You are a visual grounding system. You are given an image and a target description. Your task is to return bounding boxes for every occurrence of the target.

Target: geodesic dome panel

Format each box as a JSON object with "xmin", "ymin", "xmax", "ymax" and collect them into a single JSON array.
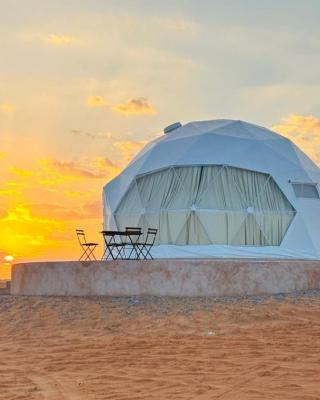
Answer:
[{"xmin": 114, "ymin": 165, "xmax": 296, "ymax": 246}]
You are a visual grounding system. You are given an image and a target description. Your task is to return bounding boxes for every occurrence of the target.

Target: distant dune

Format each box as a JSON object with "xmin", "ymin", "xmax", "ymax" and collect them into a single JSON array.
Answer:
[{"xmin": 1, "ymin": 294, "xmax": 320, "ymax": 399}]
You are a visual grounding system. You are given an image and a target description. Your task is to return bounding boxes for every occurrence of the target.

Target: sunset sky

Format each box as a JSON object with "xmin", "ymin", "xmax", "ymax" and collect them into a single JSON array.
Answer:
[{"xmin": 1, "ymin": 0, "xmax": 320, "ymax": 278}]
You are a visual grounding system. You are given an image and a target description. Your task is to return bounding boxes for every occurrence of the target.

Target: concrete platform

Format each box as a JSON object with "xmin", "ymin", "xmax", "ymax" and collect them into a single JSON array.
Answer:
[{"xmin": 11, "ymin": 259, "xmax": 320, "ymax": 297}]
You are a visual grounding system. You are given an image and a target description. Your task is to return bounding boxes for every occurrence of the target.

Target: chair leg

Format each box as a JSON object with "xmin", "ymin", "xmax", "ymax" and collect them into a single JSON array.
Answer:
[
  {"xmin": 136, "ymin": 244, "xmax": 144, "ymax": 260},
  {"xmin": 102, "ymin": 247, "xmax": 113, "ymax": 260},
  {"xmin": 87, "ymin": 245, "xmax": 97, "ymax": 261},
  {"xmin": 80, "ymin": 245, "xmax": 98, "ymax": 261},
  {"xmin": 139, "ymin": 244, "xmax": 149, "ymax": 260},
  {"xmin": 101, "ymin": 247, "xmax": 107, "ymax": 260},
  {"xmin": 128, "ymin": 244, "xmax": 139, "ymax": 260},
  {"xmin": 87, "ymin": 245, "xmax": 98, "ymax": 261},
  {"xmin": 133, "ymin": 244, "xmax": 141, "ymax": 260},
  {"xmin": 144, "ymin": 245, "xmax": 153, "ymax": 260},
  {"xmin": 79, "ymin": 246, "xmax": 91, "ymax": 261}
]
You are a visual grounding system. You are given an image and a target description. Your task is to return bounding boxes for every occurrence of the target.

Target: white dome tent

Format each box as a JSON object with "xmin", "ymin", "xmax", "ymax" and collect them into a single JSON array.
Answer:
[{"xmin": 103, "ymin": 119, "xmax": 320, "ymax": 259}]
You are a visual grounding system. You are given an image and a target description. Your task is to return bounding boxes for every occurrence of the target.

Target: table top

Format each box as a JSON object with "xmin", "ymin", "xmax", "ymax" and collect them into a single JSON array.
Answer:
[{"xmin": 100, "ymin": 230, "xmax": 141, "ymax": 236}]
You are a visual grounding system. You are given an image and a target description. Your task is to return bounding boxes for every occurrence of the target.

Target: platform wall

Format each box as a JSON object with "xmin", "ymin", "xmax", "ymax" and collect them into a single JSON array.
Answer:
[{"xmin": 11, "ymin": 259, "xmax": 320, "ymax": 297}]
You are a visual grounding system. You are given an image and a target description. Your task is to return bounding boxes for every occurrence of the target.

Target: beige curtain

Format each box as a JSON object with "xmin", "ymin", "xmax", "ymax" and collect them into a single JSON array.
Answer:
[{"xmin": 115, "ymin": 165, "xmax": 295, "ymax": 246}]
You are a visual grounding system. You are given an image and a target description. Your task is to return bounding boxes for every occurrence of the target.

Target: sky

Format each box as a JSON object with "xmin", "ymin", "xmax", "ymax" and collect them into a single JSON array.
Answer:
[{"xmin": 1, "ymin": 0, "xmax": 320, "ymax": 278}]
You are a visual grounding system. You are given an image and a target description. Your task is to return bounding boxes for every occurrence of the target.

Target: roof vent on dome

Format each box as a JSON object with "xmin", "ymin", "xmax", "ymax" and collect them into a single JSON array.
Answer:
[{"xmin": 164, "ymin": 122, "xmax": 182, "ymax": 134}]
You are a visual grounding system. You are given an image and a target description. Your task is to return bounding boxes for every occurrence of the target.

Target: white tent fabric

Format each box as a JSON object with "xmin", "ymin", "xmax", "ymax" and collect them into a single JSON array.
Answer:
[
  {"xmin": 103, "ymin": 119, "xmax": 320, "ymax": 259},
  {"xmin": 115, "ymin": 165, "xmax": 295, "ymax": 246}
]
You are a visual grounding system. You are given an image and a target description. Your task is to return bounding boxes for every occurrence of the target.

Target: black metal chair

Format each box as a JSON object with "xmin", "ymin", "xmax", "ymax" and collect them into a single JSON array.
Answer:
[
  {"xmin": 123, "ymin": 227, "xmax": 142, "ymax": 259},
  {"xmin": 137, "ymin": 228, "xmax": 158, "ymax": 260},
  {"xmin": 101, "ymin": 230, "xmax": 126, "ymax": 260},
  {"xmin": 76, "ymin": 229, "xmax": 99, "ymax": 261}
]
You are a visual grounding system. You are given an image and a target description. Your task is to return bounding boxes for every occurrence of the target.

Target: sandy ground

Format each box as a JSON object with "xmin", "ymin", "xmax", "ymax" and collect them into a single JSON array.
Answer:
[{"xmin": 0, "ymin": 293, "xmax": 320, "ymax": 400}]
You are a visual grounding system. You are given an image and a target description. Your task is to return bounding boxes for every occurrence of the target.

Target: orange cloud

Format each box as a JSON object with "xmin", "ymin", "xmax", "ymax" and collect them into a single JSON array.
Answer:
[
  {"xmin": 45, "ymin": 34, "xmax": 74, "ymax": 45},
  {"xmin": 0, "ymin": 207, "xmax": 7, "ymax": 219},
  {"xmin": 0, "ymin": 205, "xmax": 60, "ymax": 256},
  {"xmin": 82, "ymin": 200, "xmax": 102, "ymax": 219},
  {"xmin": 0, "ymin": 104, "xmax": 14, "ymax": 113},
  {"xmin": 71, "ymin": 130, "xmax": 113, "ymax": 140},
  {"xmin": 64, "ymin": 190, "xmax": 87, "ymax": 198},
  {"xmin": 94, "ymin": 157, "xmax": 117, "ymax": 169},
  {"xmin": 114, "ymin": 140, "xmax": 148, "ymax": 165},
  {"xmin": 42, "ymin": 157, "xmax": 118, "ymax": 179},
  {"xmin": 272, "ymin": 115, "xmax": 320, "ymax": 164},
  {"xmin": 0, "ymin": 189, "xmax": 20, "ymax": 196},
  {"xmin": 112, "ymin": 98, "xmax": 157, "ymax": 116},
  {"xmin": 5, "ymin": 157, "xmax": 120, "ymax": 192},
  {"xmin": 86, "ymin": 96, "xmax": 108, "ymax": 108},
  {"xmin": 5, "ymin": 181, "xmax": 28, "ymax": 188},
  {"xmin": 50, "ymin": 159, "xmax": 106, "ymax": 179},
  {"xmin": 26, "ymin": 200, "xmax": 102, "ymax": 221},
  {"xmin": 272, "ymin": 115, "xmax": 320, "ymax": 135},
  {"xmin": 10, "ymin": 167, "xmax": 34, "ymax": 177}
]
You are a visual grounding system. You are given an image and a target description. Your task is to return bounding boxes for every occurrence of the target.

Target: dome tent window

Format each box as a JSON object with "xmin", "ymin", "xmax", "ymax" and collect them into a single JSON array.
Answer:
[
  {"xmin": 291, "ymin": 182, "xmax": 319, "ymax": 199},
  {"xmin": 114, "ymin": 165, "xmax": 295, "ymax": 246}
]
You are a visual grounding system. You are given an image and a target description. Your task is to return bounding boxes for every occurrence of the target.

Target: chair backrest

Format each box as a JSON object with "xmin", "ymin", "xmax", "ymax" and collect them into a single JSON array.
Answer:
[
  {"xmin": 76, "ymin": 229, "xmax": 86, "ymax": 246},
  {"xmin": 125, "ymin": 227, "xmax": 142, "ymax": 243},
  {"xmin": 126, "ymin": 226, "xmax": 142, "ymax": 233},
  {"xmin": 146, "ymin": 228, "xmax": 158, "ymax": 245}
]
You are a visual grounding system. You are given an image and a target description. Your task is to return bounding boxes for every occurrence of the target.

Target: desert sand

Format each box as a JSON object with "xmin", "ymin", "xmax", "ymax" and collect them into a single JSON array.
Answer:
[{"xmin": 0, "ymin": 293, "xmax": 320, "ymax": 399}]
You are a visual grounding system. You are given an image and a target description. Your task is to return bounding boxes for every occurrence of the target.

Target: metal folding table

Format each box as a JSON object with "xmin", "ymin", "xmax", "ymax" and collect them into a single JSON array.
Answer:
[{"xmin": 101, "ymin": 230, "xmax": 142, "ymax": 260}]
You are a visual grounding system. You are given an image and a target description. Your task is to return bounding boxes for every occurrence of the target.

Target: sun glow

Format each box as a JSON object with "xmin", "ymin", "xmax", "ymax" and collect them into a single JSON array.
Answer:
[{"xmin": 4, "ymin": 255, "xmax": 14, "ymax": 262}]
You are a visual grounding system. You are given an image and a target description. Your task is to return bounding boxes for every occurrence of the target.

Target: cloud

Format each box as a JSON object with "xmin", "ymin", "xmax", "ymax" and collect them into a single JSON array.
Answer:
[
  {"xmin": 112, "ymin": 98, "xmax": 157, "ymax": 116},
  {"xmin": 0, "ymin": 152, "xmax": 6, "ymax": 159},
  {"xmin": 27, "ymin": 201, "xmax": 102, "ymax": 221},
  {"xmin": 41, "ymin": 157, "xmax": 119, "ymax": 180},
  {"xmin": 5, "ymin": 181, "xmax": 28, "ymax": 188},
  {"xmin": 0, "ymin": 204, "xmax": 61, "ymax": 261},
  {"xmin": 154, "ymin": 16, "xmax": 197, "ymax": 36},
  {"xmin": 272, "ymin": 115, "xmax": 320, "ymax": 136},
  {"xmin": 272, "ymin": 115, "xmax": 320, "ymax": 164},
  {"xmin": 86, "ymin": 96, "xmax": 108, "ymax": 108},
  {"xmin": 45, "ymin": 34, "xmax": 74, "ymax": 45},
  {"xmin": 0, "ymin": 104, "xmax": 14, "ymax": 113},
  {"xmin": 114, "ymin": 140, "xmax": 148, "ymax": 165},
  {"xmin": 83, "ymin": 200, "xmax": 102, "ymax": 219},
  {"xmin": 0, "ymin": 207, "xmax": 7, "ymax": 219},
  {"xmin": 8, "ymin": 157, "xmax": 120, "ymax": 195},
  {"xmin": 46, "ymin": 160, "xmax": 106, "ymax": 179},
  {"xmin": 0, "ymin": 189, "xmax": 20, "ymax": 196},
  {"xmin": 10, "ymin": 167, "xmax": 34, "ymax": 177},
  {"xmin": 64, "ymin": 190, "xmax": 87, "ymax": 198},
  {"xmin": 94, "ymin": 157, "xmax": 116, "ymax": 169},
  {"xmin": 71, "ymin": 129, "xmax": 113, "ymax": 140},
  {"xmin": 86, "ymin": 96, "xmax": 157, "ymax": 116}
]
